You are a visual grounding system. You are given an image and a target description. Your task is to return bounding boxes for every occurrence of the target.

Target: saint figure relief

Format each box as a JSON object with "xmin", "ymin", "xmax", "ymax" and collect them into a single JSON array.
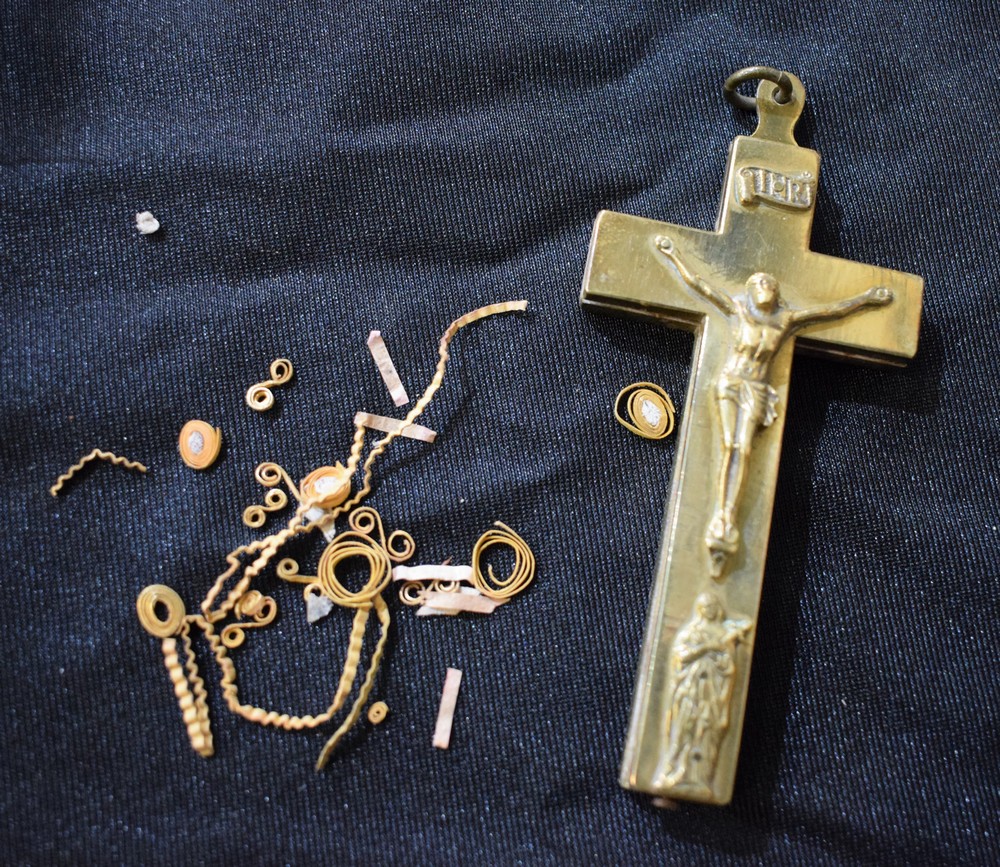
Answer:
[
  {"xmin": 653, "ymin": 235, "xmax": 894, "ymax": 576},
  {"xmin": 655, "ymin": 592, "xmax": 752, "ymax": 798}
]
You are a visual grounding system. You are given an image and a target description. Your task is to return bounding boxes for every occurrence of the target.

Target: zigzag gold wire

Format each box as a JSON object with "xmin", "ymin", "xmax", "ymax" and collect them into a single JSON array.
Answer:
[
  {"xmin": 49, "ymin": 448, "xmax": 147, "ymax": 496},
  {"xmin": 315, "ymin": 594, "xmax": 391, "ymax": 770},
  {"xmin": 178, "ymin": 621, "xmax": 214, "ymax": 757},
  {"xmin": 199, "ymin": 607, "xmax": 372, "ymax": 730},
  {"xmin": 161, "ymin": 624, "xmax": 214, "ymax": 757}
]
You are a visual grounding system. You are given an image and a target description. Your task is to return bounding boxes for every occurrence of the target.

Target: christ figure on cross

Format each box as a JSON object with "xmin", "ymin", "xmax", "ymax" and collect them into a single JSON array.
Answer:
[{"xmin": 653, "ymin": 235, "xmax": 894, "ymax": 577}]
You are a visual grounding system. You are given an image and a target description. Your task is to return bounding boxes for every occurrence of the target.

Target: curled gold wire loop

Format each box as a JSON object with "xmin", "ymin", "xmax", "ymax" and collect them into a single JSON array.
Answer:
[
  {"xmin": 137, "ymin": 584, "xmax": 187, "ymax": 638},
  {"xmin": 242, "ymin": 488, "xmax": 289, "ymax": 528},
  {"xmin": 246, "ymin": 358, "xmax": 294, "ymax": 412},
  {"xmin": 220, "ymin": 590, "xmax": 278, "ymax": 648},
  {"xmin": 254, "ymin": 461, "xmax": 301, "ymax": 501},
  {"xmin": 614, "ymin": 382, "xmax": 676, "ymax": 440},
  {"xmin": 470, "ymin": 522, "xmax": 536, "ymax": 601},
  {"xmin": 399, "ymin": 582, "xmax": 425, "ymax": 606},
  {"xmin": 723, "ymin": 66, "xmax": 793, "ymax": 113},
  {"xmin": 317, "ymin": 533, "xmax": 394, "ymax": 609},
  {"xmin": 277, "ymin": 557, "xmax": 313, "ymax": 584},
  {"xmin": 348, "ymin": 506, "xmax": 415, "ymax": 563}
]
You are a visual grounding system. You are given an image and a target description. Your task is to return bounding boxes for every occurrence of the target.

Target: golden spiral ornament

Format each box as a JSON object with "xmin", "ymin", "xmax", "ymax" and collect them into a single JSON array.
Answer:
[
  {"xmin": 613, "ymin": 382, "xmax": 676, "ymax": 440},
  {"xmin": 470, "ymin": 522, "xmax": 536, "ymax": 600},
  {"xmin": 137, "ymin": 584, "xmax": 187, "ymax": 638}
]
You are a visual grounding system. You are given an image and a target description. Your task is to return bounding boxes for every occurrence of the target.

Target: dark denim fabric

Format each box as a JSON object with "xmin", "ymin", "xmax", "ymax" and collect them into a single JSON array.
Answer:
[{"xmin": 2, "ymin": 1, "xmax": 998, "ymax": 864}]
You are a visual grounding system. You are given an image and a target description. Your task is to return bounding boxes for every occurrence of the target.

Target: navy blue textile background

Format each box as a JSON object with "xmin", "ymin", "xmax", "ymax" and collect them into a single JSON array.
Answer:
[{"xmin": 2, "ymin": 1, "xmax": 998, "ymax": 863}]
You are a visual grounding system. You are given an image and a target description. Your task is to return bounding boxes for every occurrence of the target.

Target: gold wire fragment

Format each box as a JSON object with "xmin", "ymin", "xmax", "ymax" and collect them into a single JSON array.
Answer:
[
  {"xmin": 49, "ymin": 448, "xmax": 147, "ymax": 496},
  {"xmin": 399, "ymin": 582, "xmax": 425, "ymax": 606},
  {"xmin": 367, "ymin": 330, "xmax": 409, "ymax": 406},
  {"xmin": 367, "ymin": 701, "xmax": 389, "ymax": 725},
  {"xmin": 470, "ymin": 522, "xmax": 536, "ymax": 601},
  {"xmin": 137, "ymin": 584, "xmax": 187, "ymax": 638},
  {"xmin": 242, "ymin": 488, "xmax": 289, "ymax": 528},
  {"xmin": 432, "ymin": 667, "xmax": 462, "ymax": 749},
  {"xmin": 178, "ymin": 420, "xmax": 222, "ymax": 470},
  {"xmin": 614, "ymin": 382, "xmax": 676, "ymax": 440},
  {"xmin": 353, "ymin": 411, "xmax": 436, "ymax": 443},
  {"xmin": 245, "ymin": 358, "xmax": 294, "ymax": 412},
  {"xmin": 315, "ymin": 595, "xmax": 392, "ymax": 770}
]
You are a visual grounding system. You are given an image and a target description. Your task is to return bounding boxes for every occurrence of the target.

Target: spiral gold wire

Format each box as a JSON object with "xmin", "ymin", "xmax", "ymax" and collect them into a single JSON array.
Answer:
[{"xmin": 470, "ymin": 522, "xmax": 536, "ymax": 601}]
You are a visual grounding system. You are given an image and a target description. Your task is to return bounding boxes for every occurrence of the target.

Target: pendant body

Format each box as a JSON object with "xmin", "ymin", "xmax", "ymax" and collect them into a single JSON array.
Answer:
[{"xmin": 581, "ymin": 72, "xmax": 923, "ymax": 804}]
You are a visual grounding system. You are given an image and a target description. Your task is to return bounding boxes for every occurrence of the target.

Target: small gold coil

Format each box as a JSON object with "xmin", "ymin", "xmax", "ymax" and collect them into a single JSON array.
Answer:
[
  {"xmin": 367, "ymin": 701, "xmax": 389, "ymax": 725},
  {"xmin": 245, "ymin": 358, "xmax": 294, "ymax": 412},
  {"xmin": 178, "ymin": 420, "xmax": 223, "ymax": 470},
  {"xmin": 399, "ymin": 582, "xmax": 425, "ymax": 606},
  {"xmin": 242, "ymin": 488, "xmax": 289, "ymax": 528},
  {"xmin": 613, "ymin": 382, "xmax": 676, "ymax": 440},
  {"xmin": 137, "ymin": 584, "xmax": 187, "ymax": 638},
  {"xmin": 470, "ymin": 522, "xmax": 536, "ymax": 601}
]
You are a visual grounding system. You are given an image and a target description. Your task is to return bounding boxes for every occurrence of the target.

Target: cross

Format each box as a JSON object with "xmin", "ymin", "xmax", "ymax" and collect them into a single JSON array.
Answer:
[{"xmin": 581, "ymin": 73, "xmax": 922, "ymax": 805}]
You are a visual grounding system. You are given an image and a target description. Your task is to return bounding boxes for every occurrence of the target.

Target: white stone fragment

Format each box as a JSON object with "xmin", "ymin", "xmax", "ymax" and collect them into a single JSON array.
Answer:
[
  {"xmin": 186, "ymin": 430, "xmax": 205, "ymax": 455},
  {"xmin": 640, "ymin": 398, "xmax": 662, "ymax": 427},
  {"xmin": 306, "ymin": 593, "xmax": 334, "ymax": 624},
  {"xmin": 135, "ymin": 211, "xmax": 160, "ymax": 235}
]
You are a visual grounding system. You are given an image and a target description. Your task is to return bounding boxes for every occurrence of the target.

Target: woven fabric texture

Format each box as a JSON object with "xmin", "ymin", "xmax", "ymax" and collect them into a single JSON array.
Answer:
[{"xmin": 2, "ymin": 2, "xmax": 998, "ymax": 863}]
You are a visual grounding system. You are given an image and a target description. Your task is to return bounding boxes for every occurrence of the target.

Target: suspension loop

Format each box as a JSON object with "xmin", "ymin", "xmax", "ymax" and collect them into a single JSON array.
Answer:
[{"xmin": 723, "ymin": 66, "xmax": 793, "ymax": 113}]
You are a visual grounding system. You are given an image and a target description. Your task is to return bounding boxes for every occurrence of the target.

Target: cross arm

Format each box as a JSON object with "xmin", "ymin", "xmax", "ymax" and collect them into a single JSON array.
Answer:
[
  {"xmin": 580, "ymin": 210, "xmax": 721, "ymax": 330},
  {"xmin": 653, "ymin": 236, "xmax": 737, "ymax": 316},
  {"xmin": 791, "ymin": 250, "xmax": 923, "ymax": 365}
]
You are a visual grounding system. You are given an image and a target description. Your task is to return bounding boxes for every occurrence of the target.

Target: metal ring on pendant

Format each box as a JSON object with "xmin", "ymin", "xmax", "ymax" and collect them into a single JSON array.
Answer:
[{"xmin": 723, "ymin": 66, "xmax": 793, "ymax": 112}]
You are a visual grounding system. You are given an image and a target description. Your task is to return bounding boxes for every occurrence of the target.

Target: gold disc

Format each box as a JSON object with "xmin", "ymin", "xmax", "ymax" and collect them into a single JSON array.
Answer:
[
  {"xmin": 613, "ymin": 382, "xmax": 676, "ymax": 440},
  {"xmin": 300, "ymin": 464, "xmax": 352, "ymax": 509}
]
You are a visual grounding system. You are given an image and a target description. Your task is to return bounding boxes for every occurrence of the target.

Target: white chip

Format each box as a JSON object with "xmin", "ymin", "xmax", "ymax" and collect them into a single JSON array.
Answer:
[
  {"xmin": 367, "ymin": 330, "xmax": 409, "ymax": 406},
  {"xmin": 135, "ymin": 211, "xmax": 160, "ymax": 235},
  {"xmin": 432, "ymin": 668, "xmax": 462, "ymax": 749}
]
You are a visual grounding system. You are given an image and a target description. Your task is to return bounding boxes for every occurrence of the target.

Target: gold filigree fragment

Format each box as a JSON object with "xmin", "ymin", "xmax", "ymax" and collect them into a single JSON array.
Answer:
[
  {"xmin": 49, "ymin": 448, "xmax": 147, "ymax": 496},
  {"xmin": 245, "ymin": 358, "xmax": 294, "ymax": 412}
]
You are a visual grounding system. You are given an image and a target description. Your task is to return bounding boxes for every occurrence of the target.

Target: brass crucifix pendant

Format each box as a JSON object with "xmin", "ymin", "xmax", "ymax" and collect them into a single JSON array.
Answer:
[{"xmin": 581, "ymin": 68, "xmax": 923, "ymax": 805}]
